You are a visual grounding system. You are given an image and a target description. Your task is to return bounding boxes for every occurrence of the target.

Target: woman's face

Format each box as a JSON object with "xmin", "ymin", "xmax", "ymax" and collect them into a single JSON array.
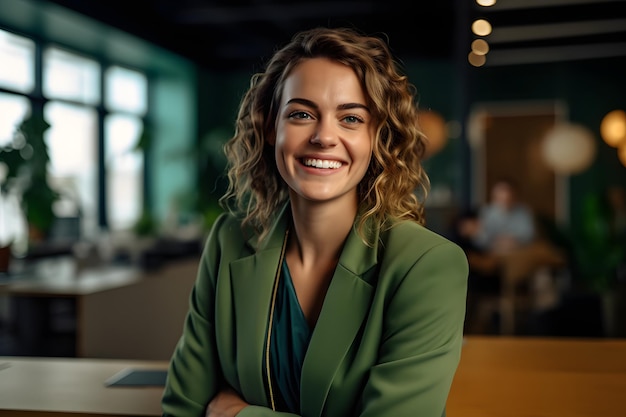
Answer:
[{"xmin": 270, "ymin": 57, "xmax": 374, "ymax": 207}]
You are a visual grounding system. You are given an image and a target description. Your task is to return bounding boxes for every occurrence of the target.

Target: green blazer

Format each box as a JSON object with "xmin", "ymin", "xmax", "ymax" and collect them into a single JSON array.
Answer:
[{"xmin": 162, "ymin": 204, "xmax": 468, "ymax": 417}]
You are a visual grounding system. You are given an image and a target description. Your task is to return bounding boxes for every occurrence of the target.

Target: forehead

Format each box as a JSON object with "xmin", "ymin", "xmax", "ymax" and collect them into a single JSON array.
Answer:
[{"xmin": 280, "ymin": 57, "xmax": 366, "ymax": 104}]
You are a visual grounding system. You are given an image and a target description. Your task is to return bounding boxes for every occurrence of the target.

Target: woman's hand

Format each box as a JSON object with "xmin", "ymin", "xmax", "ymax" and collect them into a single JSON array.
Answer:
[{"xmin": 206, "ymin": 387, "xmax": 248, "ymax": 417}]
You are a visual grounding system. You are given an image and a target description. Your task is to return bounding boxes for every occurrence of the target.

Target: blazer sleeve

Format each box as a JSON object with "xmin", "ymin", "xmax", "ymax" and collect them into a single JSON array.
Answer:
[
  {"xmin": 358, "ymin": 240, "xmax": 469, "ymax": 417},
  {"xmin": 161, "ymin": 214, "xmax": 228, "ymax": 417}
]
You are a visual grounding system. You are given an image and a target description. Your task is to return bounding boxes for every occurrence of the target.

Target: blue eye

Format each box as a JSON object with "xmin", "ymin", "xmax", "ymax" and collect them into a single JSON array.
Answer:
[
  {"xmin": 288, "ymin": 111, "xmax": 311, "ymax": 120},
  {"xmin": 343, "ymin": 115, "xmax": 363, "ymax": 124}
]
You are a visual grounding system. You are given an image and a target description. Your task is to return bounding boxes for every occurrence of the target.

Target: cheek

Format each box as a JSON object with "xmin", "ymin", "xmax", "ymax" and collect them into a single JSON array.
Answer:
[
  {"xmin": 272, "ymin": 133, "xmax": 296, "ymax": 175},
  {"xmin": 273, "ymin": 133, "xmax": 292, "ymax": 155},
  {"xmin": 273, "ymin": 120, "xmax": 289, "ymax": 147},
  {"xmin": 274, "ymin": 123, "xmax": 306, "ymax": 155},
  {"xmin": 352, "ymin": 142, "xmax": 373, "ymax": 181}
]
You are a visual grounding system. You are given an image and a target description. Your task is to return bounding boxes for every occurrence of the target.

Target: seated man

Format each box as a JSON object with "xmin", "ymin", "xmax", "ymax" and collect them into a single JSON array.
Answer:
[{"xmin": 474, "ymin": 177, "xmax": 535, "ymax": 255}]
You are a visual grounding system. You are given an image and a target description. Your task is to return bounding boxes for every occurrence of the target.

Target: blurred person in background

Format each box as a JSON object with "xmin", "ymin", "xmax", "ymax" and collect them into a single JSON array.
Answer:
[
  {"xmin": 470, "ymin": 178, "xmax": 567, "ymax": 335},
  {"xmin": 474, "ymin": 177, "xmax": 535, "ymax": 255}
]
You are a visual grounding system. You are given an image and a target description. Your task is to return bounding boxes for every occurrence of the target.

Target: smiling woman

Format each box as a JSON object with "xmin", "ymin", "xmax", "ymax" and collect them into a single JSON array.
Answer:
[
  {"xmin": 270, "ymin": 57, "xmax": 373, "ymax": 212},
  {"xmin": 161, "ymin": 26, "xmax": 469, "ymax": 417}
]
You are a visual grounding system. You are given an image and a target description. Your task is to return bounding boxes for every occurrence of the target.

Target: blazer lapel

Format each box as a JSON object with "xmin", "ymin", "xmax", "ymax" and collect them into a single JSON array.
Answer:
[
  {"xmin": 300, "ymin": 223, "xmax": 379, "ymax": 417},
  {"xmin": 229, "ymin": 207, "xmax": 290, "ymax": 407}
]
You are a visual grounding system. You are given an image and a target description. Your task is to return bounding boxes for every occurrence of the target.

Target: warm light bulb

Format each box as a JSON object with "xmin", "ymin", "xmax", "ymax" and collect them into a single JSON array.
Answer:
[
  {"xmin": 600, "ymin": 109, "xmax": 626, "ymax": 148},
  {"xmin": 472, "ymin": 19, "xmax": 492, "ymax": 37},
  {"xmin": 468, "ymin": 51, "xmax": 486, "ymax": 67},
  {"xmin": 541, "ymin": 123, "xmax": 597, "ymax": 174},
  {"xmin": 471, "ymin": 39, "xmax": 490, "ymax": 55},
  {"xmin": 476, "ymin": 0, "xmax": 497, "ymax": 6},
  {"xmin": 419, "ymin": 110, "xmax": 448, "ymax": 159}
]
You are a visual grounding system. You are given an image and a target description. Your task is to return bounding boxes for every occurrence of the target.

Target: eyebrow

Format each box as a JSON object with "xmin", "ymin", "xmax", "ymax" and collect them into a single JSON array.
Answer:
[{"xmin": 286, "ymin": 98, "xmax": 370, "ymax": 113}]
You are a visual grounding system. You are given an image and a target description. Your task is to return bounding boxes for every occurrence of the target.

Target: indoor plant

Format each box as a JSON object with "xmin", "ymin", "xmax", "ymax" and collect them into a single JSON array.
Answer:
[
  {"xmin": 541, "ymin": 190, "xmax": 626, "ymax": 336},
  {"xmin": 0, "ymin": 108, "xmax": 59, "ymax": 246}
]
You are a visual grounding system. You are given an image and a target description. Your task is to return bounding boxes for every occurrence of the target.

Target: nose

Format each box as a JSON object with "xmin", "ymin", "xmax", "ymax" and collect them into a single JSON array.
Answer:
[{"xmin": 309, "ymin": 119, "xmax": 338, "ymax": 147}]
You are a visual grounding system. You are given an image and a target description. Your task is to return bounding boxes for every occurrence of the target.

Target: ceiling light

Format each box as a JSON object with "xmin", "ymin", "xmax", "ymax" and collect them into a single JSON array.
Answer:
[
  {"xmin": 472, "ymin": 19, "xmax": 492, "ymax": 37},
  {"xmin": 471, "ymin": 39, "xmax": 490, "ymax": 55},
  {"xmin": 468, "ymin": 51, "xmax": 487, "ymax": 67},
  {"xmin": 541, "ymin": 123, "xmax": 597, "ymax": 175},
  {"xmin": 600, "ymin": 109, "xmax": 626, "ymax": 148}
]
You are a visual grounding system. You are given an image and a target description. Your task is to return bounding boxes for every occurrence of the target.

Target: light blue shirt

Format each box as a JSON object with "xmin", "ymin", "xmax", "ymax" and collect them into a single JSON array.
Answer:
[{"xmin": 474, "ymin": 204, "xmax": 535, "ymax": 251}]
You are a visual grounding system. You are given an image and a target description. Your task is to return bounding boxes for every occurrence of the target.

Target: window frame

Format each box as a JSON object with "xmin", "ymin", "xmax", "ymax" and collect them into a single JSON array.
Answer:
[{"xmin": 0, "ymin": 26, "xmax": 150, "ymax": 240}]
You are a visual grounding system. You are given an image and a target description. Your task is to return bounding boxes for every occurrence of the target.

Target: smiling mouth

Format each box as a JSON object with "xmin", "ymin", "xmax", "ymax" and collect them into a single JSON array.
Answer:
[{"xmin": 301, "ymin": 158, "xmax": 343, "ymax": 169}]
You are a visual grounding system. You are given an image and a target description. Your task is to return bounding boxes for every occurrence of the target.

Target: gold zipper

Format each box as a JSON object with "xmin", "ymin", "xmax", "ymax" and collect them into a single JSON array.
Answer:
[{"xmin": 265, "ymin": 228, "xmax": 289, "ymax": 411}]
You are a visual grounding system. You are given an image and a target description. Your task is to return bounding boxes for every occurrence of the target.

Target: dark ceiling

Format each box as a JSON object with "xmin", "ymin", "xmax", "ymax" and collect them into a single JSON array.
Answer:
[{"xmin": 45, "ymin": 0, "xmax": 626, "ymax": 72}]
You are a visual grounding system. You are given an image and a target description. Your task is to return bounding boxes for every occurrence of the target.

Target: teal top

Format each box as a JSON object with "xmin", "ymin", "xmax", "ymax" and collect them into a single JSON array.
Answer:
[{"xmin": 268, "ymin": 259, "xmax": 312, "ymax": 413}]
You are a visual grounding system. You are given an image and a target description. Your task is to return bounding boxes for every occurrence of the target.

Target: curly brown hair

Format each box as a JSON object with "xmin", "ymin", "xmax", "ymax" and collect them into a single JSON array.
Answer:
[{"xmin": 220, "ymin": 26, "xmax": 430, "ymax": 244}]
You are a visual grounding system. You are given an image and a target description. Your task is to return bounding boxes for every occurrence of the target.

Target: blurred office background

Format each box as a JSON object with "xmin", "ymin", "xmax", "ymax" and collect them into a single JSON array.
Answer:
[{"xmin": 0, "ymin": 0, "xmax": 625, "ymax": 358}]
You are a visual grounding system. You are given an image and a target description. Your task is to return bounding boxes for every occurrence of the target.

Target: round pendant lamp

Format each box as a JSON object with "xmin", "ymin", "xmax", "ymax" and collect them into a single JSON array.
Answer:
[
  {"xmin": 541, "ymin": 123, "xmax": 597, "ymax": 175},
  {"xmin": 600, "ymin": 109, "xmax": 626, "ymax": 148},
  {"xmin": 419, "ymin": 110, "xmax": 448, "ymax": 159}
]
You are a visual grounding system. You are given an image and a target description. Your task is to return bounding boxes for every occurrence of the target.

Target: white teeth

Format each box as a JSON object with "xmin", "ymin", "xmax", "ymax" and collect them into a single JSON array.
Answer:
[{"xmin": 302, "ymin": 158, "xmax": 342, "ymax": 169}]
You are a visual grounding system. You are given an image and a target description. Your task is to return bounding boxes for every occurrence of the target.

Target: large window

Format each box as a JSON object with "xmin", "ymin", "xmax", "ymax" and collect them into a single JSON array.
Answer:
[
  {"xmin": 0, "ymin": 29, "xmax": 33, "ymax": 146},
  {"xmin": 44, "ymin": 101, "xmax": 99, "ymax": 235},
  {"xmin": 104, "ymin": 66, "xmax": 147, "ymax": 231},
  {"xmin": 0, "ymin": 29, "xmax": 35, "ymax": 94},
  {"xmin": 43, "ymin": 47, "xmax": 101, "ymax": 105},
  {"xmin": 0, "ymin": 27, "xmax": 149, "ymax": 242},
  {"xmin": 43, "ymin": 47, "xmax": 101, "ymax": 237},
  {"xmin": 0, "ymin": 92, "xmax": 30, "ymax": 147},
  {"xmin": 105, "ymin": 113, "xmax": 144, "ymax": 230},
  {"xmin": 105, "ymin": 66, "xmax": 147, "ymax": 115}
]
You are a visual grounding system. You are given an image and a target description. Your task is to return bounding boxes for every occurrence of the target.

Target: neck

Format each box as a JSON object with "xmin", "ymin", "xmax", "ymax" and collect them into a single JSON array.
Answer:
[{"xmin": 287, "ymin": 196, "xmax": 358, "ymax": 267}]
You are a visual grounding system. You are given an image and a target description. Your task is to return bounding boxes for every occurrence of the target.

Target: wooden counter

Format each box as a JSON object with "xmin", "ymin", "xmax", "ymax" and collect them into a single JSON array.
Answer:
[
  {"xmin": 2, "ymin": 336, "xmax": 626, "ymax": 416},
  {"xmin": 0, "ymin": 356, "xmax": 167, "ymax": 416},
  {"xmin": 447, "ymin": 336, "xmax": 626, "ymax": 417}
]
